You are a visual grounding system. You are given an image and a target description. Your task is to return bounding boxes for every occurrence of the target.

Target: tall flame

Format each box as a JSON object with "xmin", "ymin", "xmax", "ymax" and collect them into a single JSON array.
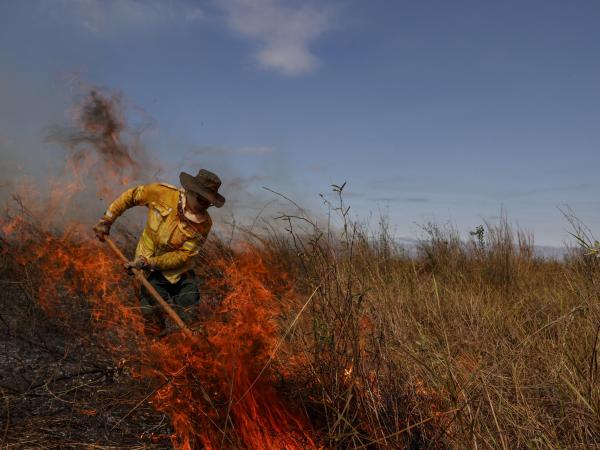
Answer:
[{"xmin": 1, "ymin": 87, "xmax": 317, "ymax": 448}]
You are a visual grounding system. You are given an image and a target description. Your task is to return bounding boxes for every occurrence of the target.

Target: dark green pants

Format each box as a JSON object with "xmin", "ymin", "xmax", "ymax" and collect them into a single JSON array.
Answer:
[{"xmin": 140, "ymin": 271, "xmax": 199, "ymax": 328}]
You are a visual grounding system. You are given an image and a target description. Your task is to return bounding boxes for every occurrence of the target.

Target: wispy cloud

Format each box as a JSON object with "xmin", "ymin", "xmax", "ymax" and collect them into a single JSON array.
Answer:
[
  {"xmin": 477, "ymin": 183, "xmax": 600, "ymax": 202},
  {"xmin": 37, "ymin": 0, "xmax": 336, "ymax": 76},
  {"xmin": 40, "ymin": 0, "xmax": 204, "ymax": 35},
  {"xmin": 371, "ymin": 196, "xmax": 430, "ymax": 203},
  {"xmin": 216, "ymin": 0, "xmax": 336, "ymax": 76}
]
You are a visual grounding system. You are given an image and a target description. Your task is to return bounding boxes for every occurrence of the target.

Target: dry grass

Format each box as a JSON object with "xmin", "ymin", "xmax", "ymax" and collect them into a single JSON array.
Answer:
[
  {"xmin": 3, "ymin": 187, "xmax": 600, "ymax": 448},
  {"xmin": 232, "ymin": 189, "xmax": 600, "ymax": 449}
]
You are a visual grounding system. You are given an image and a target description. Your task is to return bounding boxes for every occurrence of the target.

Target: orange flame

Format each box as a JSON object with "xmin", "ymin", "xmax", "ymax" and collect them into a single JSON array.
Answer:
[
  {"xmin": 1, "ymin": 87, "xmax": 318, "ymax": 448},
  {"xmin": 2, "ymin": 224, "xmax": 317, "ymax": 447}
]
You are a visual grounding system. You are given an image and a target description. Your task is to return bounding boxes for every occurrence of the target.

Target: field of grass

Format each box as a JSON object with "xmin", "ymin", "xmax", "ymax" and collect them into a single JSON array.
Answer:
[
  {"xmin": 226, "ymin": 194, "xmax": 600, "ymax": 448},
  {"xmin": 2, "ymin": 191, "xmax": 600, "ymax": 449}
]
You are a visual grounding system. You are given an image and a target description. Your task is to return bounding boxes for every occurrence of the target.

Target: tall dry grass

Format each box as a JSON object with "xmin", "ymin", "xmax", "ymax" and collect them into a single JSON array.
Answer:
[
  {"xmin": 232, "ymin": 188, "xmax": 600, "ymax": 449},
  {"xmin": 4, "ymin": 184, "xmax": 600, "ymax": 448}
]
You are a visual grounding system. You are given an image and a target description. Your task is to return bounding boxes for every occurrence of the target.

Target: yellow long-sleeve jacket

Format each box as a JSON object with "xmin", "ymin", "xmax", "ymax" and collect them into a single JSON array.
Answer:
[{"xmin": 103, "ymin": 182, "xmax": 212, "ymax": 283}]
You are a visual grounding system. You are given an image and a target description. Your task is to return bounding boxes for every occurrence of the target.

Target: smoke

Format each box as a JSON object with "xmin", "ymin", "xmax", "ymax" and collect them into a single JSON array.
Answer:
[
  {"xmin": 44, "ymin": 87, "xmax": 160, "ymax": 199},
  {"xmin": 0, "ymin": 83, "xmax": 168, "ymax": 232},
  {"xmin": 170, "ymin": 143, "xmax": 317, "ymax": 241},
  {"xmin": 48, "ymin": 90, "xmax": 133, "ymax": 168},
  {"xmin": 0, "ymin": 76, "xmax": 319, "ymax": 239}
]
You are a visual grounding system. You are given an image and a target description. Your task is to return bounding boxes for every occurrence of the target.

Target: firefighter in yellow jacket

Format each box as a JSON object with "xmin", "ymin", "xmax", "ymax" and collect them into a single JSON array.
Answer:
[{"xmin": 93, "ymin": 169, "xmax": 225, "ymax": 333}]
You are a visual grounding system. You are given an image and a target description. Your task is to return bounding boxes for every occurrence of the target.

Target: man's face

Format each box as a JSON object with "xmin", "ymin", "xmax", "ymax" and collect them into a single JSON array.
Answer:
[{"xmin": 185, "ymin": 190, "xmax": 212, "ymax": 213}]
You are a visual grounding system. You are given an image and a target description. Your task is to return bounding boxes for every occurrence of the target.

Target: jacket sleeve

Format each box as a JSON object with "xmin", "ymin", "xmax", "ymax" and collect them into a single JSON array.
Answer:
[
  {"xmin": 103, "ymin": 185, "xmax": 148, "ymax": 223},
  {"xmin": 147, "ymin": 234, "xmax": 207, "ymax": 270}
]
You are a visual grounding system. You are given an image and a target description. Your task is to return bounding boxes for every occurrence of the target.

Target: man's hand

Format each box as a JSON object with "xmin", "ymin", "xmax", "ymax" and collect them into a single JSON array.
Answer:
[
  {"xmin": 93, "ymin": 218, "xmax": 111, "ymax": 242},
  {"xmin": 124, "ymin": 256, "xmax": 151, "ymax": 272}
]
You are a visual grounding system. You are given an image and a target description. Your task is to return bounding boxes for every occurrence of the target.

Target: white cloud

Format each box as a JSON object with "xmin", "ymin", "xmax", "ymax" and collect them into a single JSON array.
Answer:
[
  {"xmin": 39, "ymin": 0, "xmax": 337, "ymax": 76},
  {"xmin": 41, "ymin": 0, "xmax": 204, "ymax": 35},
  {"xmin": 216, "ymin": 0, "xmax": 336, "ymax": 76}
]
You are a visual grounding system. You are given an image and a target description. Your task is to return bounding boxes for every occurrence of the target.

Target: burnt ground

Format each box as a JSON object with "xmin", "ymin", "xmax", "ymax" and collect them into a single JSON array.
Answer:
[{"xmin": 0, "ymin": 256, "xmax": 173, "ymax": 449}]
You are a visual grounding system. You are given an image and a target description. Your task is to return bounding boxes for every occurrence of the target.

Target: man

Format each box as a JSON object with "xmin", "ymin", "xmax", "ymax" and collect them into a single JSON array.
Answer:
[{"xmin": 93, "ymin": 169, "xmax": 225, "ymax": 334}]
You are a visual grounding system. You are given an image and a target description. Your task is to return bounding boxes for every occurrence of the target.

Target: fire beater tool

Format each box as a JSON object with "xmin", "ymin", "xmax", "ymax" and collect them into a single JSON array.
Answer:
[{"xmin": 104, "ymin": 236, "xmax": 194, "ymax": 338}]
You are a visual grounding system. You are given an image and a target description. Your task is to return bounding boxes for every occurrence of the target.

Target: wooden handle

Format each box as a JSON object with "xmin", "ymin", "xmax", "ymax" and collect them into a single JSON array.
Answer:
[{"xmin": 104, "ymin": 237, "xmax": 193, "ymax": 338}]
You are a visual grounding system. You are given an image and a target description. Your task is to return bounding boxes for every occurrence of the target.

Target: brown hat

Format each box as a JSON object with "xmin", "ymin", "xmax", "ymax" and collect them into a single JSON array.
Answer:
[{"xmin": 179, "ymin": 169, "xmax": 225, "ymax": 208}]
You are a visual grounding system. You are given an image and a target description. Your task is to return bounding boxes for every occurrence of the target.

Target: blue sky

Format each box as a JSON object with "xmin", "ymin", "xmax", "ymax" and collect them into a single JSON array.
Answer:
[{"xmin": 1, "ymin": 0, "xmax": 599, "ymax": 245}]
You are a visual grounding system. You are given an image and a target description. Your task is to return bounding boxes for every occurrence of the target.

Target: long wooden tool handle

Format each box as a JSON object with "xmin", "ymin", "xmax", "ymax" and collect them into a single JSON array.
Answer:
[{"xmin": 104, "ymin": 237, "xmax": 193, "ymax": 338}]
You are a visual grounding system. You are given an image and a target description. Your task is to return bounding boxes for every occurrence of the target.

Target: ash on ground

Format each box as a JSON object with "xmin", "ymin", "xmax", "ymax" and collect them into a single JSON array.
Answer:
[{"xmin": 0, "ymin": 250, "xmax": 172, "ymax": 449}]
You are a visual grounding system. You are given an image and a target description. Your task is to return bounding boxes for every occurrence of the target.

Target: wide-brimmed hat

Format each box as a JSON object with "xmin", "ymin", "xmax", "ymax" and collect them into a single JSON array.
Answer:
[{"xmin": 179, "ymin": 169, "xmax": 225, "ymax": 208}]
